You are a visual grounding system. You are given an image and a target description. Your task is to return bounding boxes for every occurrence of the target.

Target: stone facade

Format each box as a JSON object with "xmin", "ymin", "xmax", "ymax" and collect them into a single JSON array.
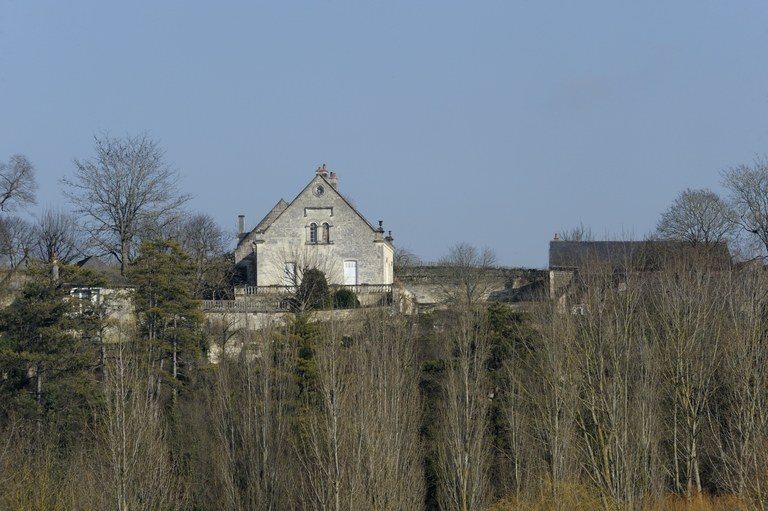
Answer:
[
  {"xmin": 394, "ymin": 266, "xmax": 548, "ymax": 313},
  {"xmin": 234, "ymin": 165, "xmax": 394, "ymax": 288}
]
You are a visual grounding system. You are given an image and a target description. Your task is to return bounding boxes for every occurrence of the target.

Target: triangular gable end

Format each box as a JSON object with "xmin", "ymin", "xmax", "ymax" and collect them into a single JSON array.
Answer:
[
  {"xmin": 281, "ymin": 174, "xmax": 378, "ymax": 233},
  {"xmin": 236, "ymin": 169, "xmax": 385, "ymax": 253}
]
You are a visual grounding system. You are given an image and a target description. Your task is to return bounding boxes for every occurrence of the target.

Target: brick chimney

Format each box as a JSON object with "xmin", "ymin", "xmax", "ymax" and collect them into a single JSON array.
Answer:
[
  {"xmin": 238, "ymin": 215, "xmax": 246, "ymax": 242},
  {"xmin": 316, "ymin": 163, "xmax": 328, "ymax": 178},
  {"xmin": 328, "ymin": 171, "xmax": 338, "ymax": 189}
]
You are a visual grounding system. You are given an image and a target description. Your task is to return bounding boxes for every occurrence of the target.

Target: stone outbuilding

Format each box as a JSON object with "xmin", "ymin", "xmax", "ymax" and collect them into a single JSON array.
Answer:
[
  {"xmin": 548, "ymin": 236, "xmax": 731, "ymax": 309},
  {"xmin": 234, "ymin": 165, "xmax": 394, "ymax": 292}
]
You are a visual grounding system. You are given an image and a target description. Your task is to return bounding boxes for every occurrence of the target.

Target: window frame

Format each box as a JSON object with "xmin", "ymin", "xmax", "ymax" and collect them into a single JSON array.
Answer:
[{"xmin": 321, "ymin": 222, "xmax": 330, "ymax": 243}]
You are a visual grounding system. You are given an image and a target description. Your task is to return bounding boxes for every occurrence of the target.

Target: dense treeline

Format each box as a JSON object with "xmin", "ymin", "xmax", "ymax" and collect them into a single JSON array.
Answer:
[{"xmin": 3, "ymin": 248, "xmax": 768, "ymax": 510}]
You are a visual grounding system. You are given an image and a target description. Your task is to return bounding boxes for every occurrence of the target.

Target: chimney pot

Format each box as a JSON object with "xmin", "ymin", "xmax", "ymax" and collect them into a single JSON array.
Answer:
[
  {"xmin": 554, "ymin": 233, "xmax": 559, "ymax": 240},
  {"xmin": 238, "ymin": 215, "xmax": 245, "ymax": 234}
]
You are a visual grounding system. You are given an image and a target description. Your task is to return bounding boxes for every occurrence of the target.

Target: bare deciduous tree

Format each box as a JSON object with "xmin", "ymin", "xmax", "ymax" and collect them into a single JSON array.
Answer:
[
  {"xmin": 348, "ymin": 310, "xmax": 425, "ymax": 510},
  {"xmin": 571, "ymin": 262, "xmax": 664, "ymax": 509},
  {"xmin": 294, "ymin": 311, "xmax": 424, "ymax": 511},
  {"xmin": 646, "ymin": 256, "xmax": 725, "ymax": 497},
  {"xmin": 294, "ymin": 319, "xmax": 351, "ymax": 511},
  {"xmin": 712, "ymin": 264, "xmax": 768, "ymax": 508},
  {"xmin": 211, "ymin": 319, "xmax": 296, "ymax": 510},
  {"xmin": 0, "ymin": 154, "xmax": 37, "ymax": 213},
  {"xmin": 436, "ymin": 310, "xmax": 492, "ymax": 511},
  {"xmin": 721, "ymin": 156, "xmax": 768, "ymax": 255},
  {"xmin": 33, "ymin": 206, "xmax": 85, "ymax": 264},
  {"xmin": 393, "ymin": 246, "xmax": 421, "ymax": 276},
  {"xmin": 526, "ymin": 303, "xmax": 581, "ymax": 494},
  {"xmin": 100, "ymin": 336, "xmax": 183, "ymax": 511},
  {"xmin": 0, "ymin": 215, "xmax": 35, "ymax": 267},
  {"xmin": 178, "ymin": 214, "xmax": 228, "ymax": 266},
  {"xmin": 63, "ymin": 132, "xmax": 191, "ymax": 274},
  {"xmin": 176, "ymin": 214, "xmax": 232, "ymax": 299},
  {"xmin": 656, "ymin": 188, "xmax": 735, "ymax": 247},
  {"xmin": 438, "ymin": 242, "xmax": 498, "ymax": 306},
  {"xmin": 559, "ymin": 222, "xmax": 595, "ymax": 241}
]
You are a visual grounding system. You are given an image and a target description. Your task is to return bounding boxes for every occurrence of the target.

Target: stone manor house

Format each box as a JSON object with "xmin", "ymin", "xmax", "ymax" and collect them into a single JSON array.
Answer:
[{"xmin": 233, "ymin": 165, "xmax": 394, "ymax": 302}]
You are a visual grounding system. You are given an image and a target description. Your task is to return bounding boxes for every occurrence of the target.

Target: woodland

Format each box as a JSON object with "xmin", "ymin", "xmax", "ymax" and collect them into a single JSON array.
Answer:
[{"xmin": 2, "ymin": 137, "xmax": 768, "ymax": 510}]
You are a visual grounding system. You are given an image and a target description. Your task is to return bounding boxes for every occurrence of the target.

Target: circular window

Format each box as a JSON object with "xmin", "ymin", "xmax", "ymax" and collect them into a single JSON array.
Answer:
[{"xmin": 313, "ymin": 185, "xmax": 325, "ymax": 197}]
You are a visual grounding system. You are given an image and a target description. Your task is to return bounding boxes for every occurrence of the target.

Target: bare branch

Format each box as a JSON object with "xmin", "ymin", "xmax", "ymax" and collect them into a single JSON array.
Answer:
[
  {"xmin": 62, "ymin": 132, "xmax": 191, "ymax": 274},
  {"xmin": 0, "ymin": 216, "xmax": 35, "ymax": 267},
  {"xmin": 33, "ymin": 206, "xmax": 86, "ymax": 264},
  {"xmin": 0, "ymin": 154, "xmax": 37, "ymax": 213},
  {"xmin": 656, "ymin": 188, "xmax": 735, "ymax": 247},
  {"xmin": 721, "ymin": 156, "xmax": 768, "ymax": 255},
  {"xmin": 438, "ymin": 242, "xmax": 498, "ymax": 306},
  {"xmin": 559, "ymin": 222, "xmax": 595, "ymax": 242}
]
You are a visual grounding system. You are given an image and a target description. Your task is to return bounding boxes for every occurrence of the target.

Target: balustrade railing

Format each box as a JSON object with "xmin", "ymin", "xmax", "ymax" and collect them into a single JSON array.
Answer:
[
  {"xmin": 201, "ymin": 300, "xmax": 288, "ymax": 312},
  {"xmin": 236, "ymin": 284, "xmax": 391, "ymax": 296},
  {"xmin": 208, "ymin": 284, "xmax": 393, "ymax": 312}
]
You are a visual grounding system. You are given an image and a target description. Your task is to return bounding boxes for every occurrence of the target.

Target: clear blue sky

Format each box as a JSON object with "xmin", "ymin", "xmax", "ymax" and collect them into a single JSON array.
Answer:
[{"xmin": 2, "ymin": 1, "xmax": 766, "ymax": 268}]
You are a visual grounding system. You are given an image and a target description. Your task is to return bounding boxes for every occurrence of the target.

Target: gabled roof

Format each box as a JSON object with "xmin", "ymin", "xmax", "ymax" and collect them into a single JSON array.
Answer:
[
  {"xmin": 76, "ymin": 255, "xmax": 128, "ymax": 285},
  {"xmin": 77, "ymin": 255, "xmax": 112, "ymax": 271},
  {"xmin": 253, "ymin": 199, "xmax": 289, "ymax": 234},
  {"xmin": 246, "ymin": 173, "xmax": 379, "ymax": 239}
]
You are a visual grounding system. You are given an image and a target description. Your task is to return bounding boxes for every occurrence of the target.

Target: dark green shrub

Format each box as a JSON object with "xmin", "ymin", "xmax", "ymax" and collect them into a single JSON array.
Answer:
[
  {"xmin": 297, "ymin": 268, "xmax": 330, "ymax": 310},
  {"xmin": 333, "ymin": 287, "xmax": 359, "ymax": 309}
]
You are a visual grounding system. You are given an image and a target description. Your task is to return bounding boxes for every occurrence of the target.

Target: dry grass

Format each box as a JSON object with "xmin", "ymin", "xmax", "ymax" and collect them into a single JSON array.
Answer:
[
  {"xmin": 487, "ymin": 476, "xmax": 601, "ymax": 511},
  {"xmin": 488, "ymin": 488, "xmax": 748, "ymax": 511},
  {"xmin": 654, "ymin": 493, "xmax": 746, "ymax": 511}
]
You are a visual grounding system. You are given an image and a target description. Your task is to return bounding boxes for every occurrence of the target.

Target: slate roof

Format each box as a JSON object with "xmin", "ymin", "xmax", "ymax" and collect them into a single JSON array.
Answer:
[
  {"xmin": 77, "ymin": 255, "xmax": 112, "ymax": 272},
  {"xmin": 253, "ymin": 199, "xmax": 289, "ymax": 234},
  {"xmin": 549, "ymin": 240, "xmax": 731, "ymax": 271},
  {"xmin": 76, "ymin": 255, "xmax": 129, "ymax": 285}
]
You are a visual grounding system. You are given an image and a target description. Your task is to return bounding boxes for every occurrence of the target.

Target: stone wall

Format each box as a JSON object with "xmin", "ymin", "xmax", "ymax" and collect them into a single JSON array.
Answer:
[
  {"xmin": 394, "ymin": 265, "xmax": 548, "ymax": 313},
  {"xmin": 206, "ymin": 307, "xmax": 370, "ymax": 363}
]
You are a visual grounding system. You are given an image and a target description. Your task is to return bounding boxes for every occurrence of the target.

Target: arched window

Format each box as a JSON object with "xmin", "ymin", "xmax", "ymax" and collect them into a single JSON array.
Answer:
[
  {"xmin": 309, "ymin": 223, "xmax": 318, "ymax": 243},
  {"xmin": 322, "ymin": 223, "xmax": 330, "ymax": 243}
]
